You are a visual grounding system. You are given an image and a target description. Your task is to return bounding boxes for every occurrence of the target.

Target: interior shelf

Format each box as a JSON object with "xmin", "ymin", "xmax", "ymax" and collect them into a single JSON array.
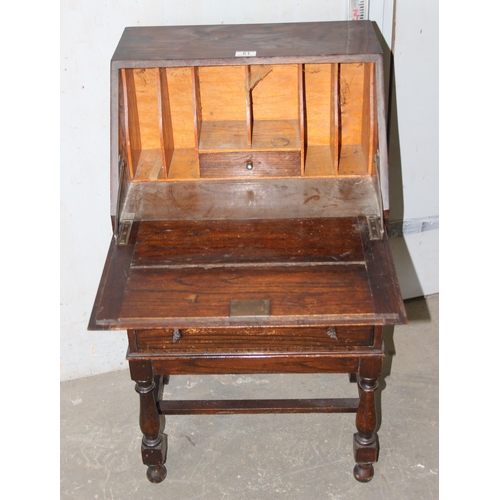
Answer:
[
  {"xmin": 199, "ymin": 120, "xmax": 249, "ymax": 151},
  {"xmin": 119, "ymin": 62, "xmax": 377, "ymax": 182}
]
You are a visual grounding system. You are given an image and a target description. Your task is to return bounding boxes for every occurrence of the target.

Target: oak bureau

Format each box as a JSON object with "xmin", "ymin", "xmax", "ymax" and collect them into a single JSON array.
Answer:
[{"xmin": 89, "ymin": 20, "xmax": 407, "ymax": 484}]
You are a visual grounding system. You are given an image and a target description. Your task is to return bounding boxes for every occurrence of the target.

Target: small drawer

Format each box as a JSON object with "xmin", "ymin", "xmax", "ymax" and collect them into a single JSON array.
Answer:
[
  {"xmin": 333, "ymin": 326, "xmax": 374, "ymax": 345},
  {"xmin": 199, "ymin": 151, "xmax": 301, "ymax": 178},
  {"xmin": 133, "ymin": 325, "xmax": 373, "ymax": 353}
]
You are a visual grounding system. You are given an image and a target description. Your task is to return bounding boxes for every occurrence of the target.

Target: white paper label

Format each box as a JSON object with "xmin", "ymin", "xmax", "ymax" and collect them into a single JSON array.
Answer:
[{"xmin": 235, "ymin": 51, "xmax": 256, "ymax": 57}]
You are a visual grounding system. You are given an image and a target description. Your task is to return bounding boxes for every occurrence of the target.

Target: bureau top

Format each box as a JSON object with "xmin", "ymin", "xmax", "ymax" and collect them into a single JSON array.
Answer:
[{"xmin": 111, "ymin": 21, "xmax": 382, "ymax": 67}]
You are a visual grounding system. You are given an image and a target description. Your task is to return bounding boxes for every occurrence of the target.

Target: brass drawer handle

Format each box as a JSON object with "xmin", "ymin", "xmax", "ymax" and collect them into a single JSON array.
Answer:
[
  {"xmin": 326, "ymin": 326, "xmax": 338, "ymax": 339},
  {"xmin": 172, "ymin": 328, "xmax": 182, "ymax": 343}
]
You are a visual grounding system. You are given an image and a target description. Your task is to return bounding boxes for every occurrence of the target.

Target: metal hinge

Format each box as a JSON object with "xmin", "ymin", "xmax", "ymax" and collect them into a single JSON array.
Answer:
[
  {"xmin": 114, "ymin": 157, "xmax": 134, "ymax": 246},
  {"xmin": 116, "ymin": 216, "xmax": 134, "ymax": 246},
  {"xmin": 366, "ymin": 215, "xmax": 382, "ymax": 240},
  {"xmin": 114, "ymin": 157, "xmax": 125, "ymax": 228}
]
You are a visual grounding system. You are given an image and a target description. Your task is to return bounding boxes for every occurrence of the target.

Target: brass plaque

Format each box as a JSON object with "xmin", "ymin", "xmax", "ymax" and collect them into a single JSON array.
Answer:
[{"xmin": 230, "ymin": 299, "xmax": 271, "ymax": 318}]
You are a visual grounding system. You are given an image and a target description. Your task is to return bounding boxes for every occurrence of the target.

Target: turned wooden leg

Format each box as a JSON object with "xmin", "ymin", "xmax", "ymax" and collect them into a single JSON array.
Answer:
[
  {"xmin": 353, "ymin": 358, "xmax": 382, "ymax": 482},
  {"xmin": 130, "ymin": 360, "xmax": 167, "ymax": 483}
]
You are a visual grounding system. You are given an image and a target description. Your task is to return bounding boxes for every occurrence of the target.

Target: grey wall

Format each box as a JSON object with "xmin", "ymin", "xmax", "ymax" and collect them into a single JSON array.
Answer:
[{"xmin": 388, "ymin": 0, "xmax": 439, "ymax": 299}]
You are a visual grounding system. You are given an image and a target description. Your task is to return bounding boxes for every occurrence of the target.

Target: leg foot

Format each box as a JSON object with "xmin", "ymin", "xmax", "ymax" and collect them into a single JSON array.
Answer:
[
  {"xmin": 147, "ymin": 464, "xmax": 167, "ymax": 483},
  {"xmin": 353, "ymin": 464, "xmax": 374, "ymax": 483},
  {"xmin": 130, "ymin": 361, "xmax": 168, "ymax": 483},
  {"xmin": 141, "ymin": 432, "xmax": 168, "ymax": 474},
  {"xmin": 353, "ymin": 360, "xmax": 382, "ymax": 482}
]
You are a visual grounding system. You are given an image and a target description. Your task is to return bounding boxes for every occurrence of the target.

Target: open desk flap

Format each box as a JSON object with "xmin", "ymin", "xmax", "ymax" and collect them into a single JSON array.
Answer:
[{"xmin": 88, "ymin": 217, "xmax": 406, "ymax": 331}]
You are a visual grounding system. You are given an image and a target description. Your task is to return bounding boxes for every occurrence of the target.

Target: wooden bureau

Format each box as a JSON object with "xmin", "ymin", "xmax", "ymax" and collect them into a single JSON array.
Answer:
[{"xmin": 89, "ymin": 20, "xmax": 406, "ymax": 484}]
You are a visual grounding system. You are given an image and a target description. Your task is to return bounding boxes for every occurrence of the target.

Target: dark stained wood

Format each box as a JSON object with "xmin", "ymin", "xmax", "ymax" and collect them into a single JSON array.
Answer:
[
  {"xmin": 111, "ymin": 21, "xmax": 382, "ymax": 66},
  {"xmin": 358, "ymin": 217, "xmax": 407, "ymax": 324},
  {"xmin": 158, "ymin": 398, "xmax": 359, "ymax": 415},
  {"xmin": 119, "ymin": 263, "xmax": 374, "ymax": 327},
  {"xmin": 90, "ymin": 216, "xmax": 406, "ymax": 330},
  {"xmin": 91, "ymin": 216, "xmax": 405, "ymax": 330},
  {"xmin": 90, "ymin": 21, "xmax": 406, "ymax": 484},
  {"xmin": 353, "ymin": 356, "xmax": 383, "ymax": 483},
  {"xmin": 88, "ymin": 222, "xmax": 139, "ymax": 329},
  {"xmin": 146, "ymin": 353, "xmax": 366, "ymax": 375},
  {"xmin": 199, "ymin": 151, "xmax": 301, "ymax": 178},
  {"xmin": 127, "ymin": 329, "xmax": 139, "ymax": 352},
  {"xmin": 134, "ymin": 326, "xmax": 374, "ymax": 353},
  {"xmin": 129, "ymin": 361, "xmax": 167, "ymax": 483},
  {"xmin": 372, "ymin": 325, "xmax": 384, "ymax": 350},
  {"xmin": 132, "ymin": 218, "xmax": 364, "ymax": 267}
]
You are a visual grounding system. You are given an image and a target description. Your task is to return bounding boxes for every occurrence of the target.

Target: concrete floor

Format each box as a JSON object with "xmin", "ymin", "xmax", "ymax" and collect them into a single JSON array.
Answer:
[{"xmin": 61, "ymin": 295, "xmax": 438, "ymax": 499}]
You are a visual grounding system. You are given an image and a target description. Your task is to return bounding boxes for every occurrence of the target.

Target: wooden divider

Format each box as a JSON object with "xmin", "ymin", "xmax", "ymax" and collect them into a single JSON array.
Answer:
[
  {"xmin": 157, "ymin": 68, "xmax": 173, "ymax": 179},
  {"xmin": 332, "ymin": 63, "xmax": 340, "ymax": 175},
  {"xmin": 164, "ymin": 67, "xmax": 198, "ymax": 180},
  {"xmin": 120, "ymin": 68, "xmax": 141, "ymax": 180},
  {"xmin": 245, "ymin": 65, "xmax": 253, "ymax": 148},
  {"xmin": 298, "ymin": 64, "xmax": 305, "ymax": 175}
]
